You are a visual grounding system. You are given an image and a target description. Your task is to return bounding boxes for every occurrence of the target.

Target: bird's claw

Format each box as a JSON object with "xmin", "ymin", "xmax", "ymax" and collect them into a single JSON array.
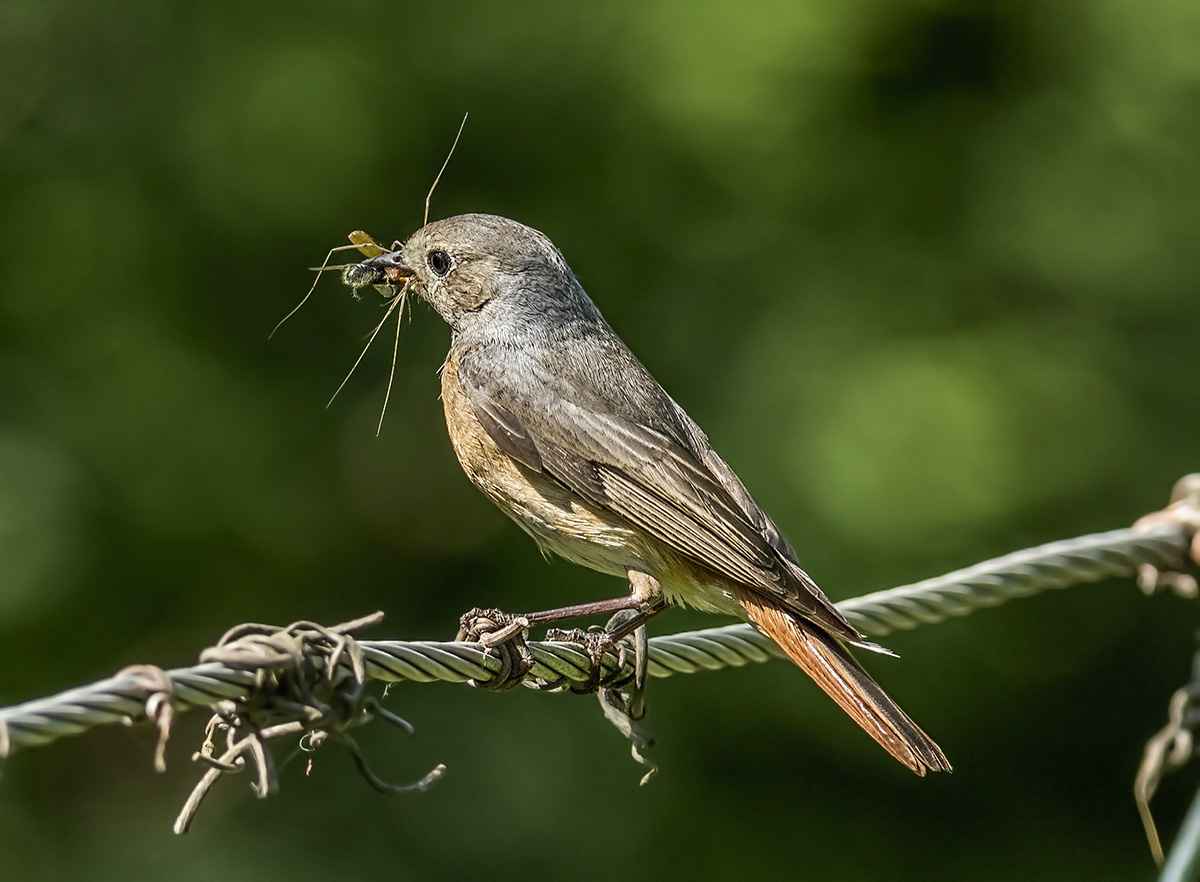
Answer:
[
  {"xmin": 546, "ymin": 626, "xmax": 630, "ymax": 694},
  {"xmin": 455, "ymin": 608, "xmax": 533, "ymax": 691}
]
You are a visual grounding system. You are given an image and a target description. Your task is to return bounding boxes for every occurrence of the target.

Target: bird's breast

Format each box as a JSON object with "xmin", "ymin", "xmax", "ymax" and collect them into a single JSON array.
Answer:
[{"xmin": 439, "ymin": 349, "xmax": 637, "ymax": 576}]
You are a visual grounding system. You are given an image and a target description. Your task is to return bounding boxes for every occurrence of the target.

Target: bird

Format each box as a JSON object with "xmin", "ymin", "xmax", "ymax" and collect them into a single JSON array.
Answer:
[{"xmin": 341, "ymin": 213, "xmax": 950, "ymax": 775}]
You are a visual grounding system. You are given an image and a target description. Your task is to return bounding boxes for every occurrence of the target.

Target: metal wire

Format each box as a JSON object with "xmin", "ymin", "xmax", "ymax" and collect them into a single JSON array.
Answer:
[{"xmin": 0, "ymin": 522, "xmax": 1191, "ymax": 759}]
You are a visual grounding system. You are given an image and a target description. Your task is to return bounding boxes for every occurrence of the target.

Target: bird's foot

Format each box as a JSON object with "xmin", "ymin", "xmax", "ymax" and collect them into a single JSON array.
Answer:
[
  {"xmin": 456, "ymin": 607, "xmax": 531, "ymax": 646},
  {"xmin": 545, "ymin": 626, "xmax": 626, "ymax": 694},
  {"xmin": 455, "ymin": 607, "xmax": 533, "ymax": 691},
  {"xmin": 545, "ymin": 609, "xmax": 649, "ymax": 697}
]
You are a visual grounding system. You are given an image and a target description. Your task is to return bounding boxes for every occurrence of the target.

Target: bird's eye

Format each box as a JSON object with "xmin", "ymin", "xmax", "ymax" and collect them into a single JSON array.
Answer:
[{"xmin": 427, "ymin": 249, "xmax": 453, "ymax": 277}]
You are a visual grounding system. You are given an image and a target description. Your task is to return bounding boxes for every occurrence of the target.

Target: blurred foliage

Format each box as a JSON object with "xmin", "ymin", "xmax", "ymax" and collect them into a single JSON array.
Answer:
[{"xmin": 1, "ymin": 0, "xmax": 1198, "ymax": 879}]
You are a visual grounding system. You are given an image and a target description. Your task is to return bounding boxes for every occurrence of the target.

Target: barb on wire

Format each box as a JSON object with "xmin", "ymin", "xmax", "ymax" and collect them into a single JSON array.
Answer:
[
  {"xmin": 1120, "ymin": 476, "xmax": 1200, "ymax": 875},
  {"xmin": 1135, "ymin": 658, "xmax": 1200, "ymax": 868},
  {"xmin": 0, "ymin": 475, "xmax": 1196, "ymax": 837},
  {"xmin": 170, "ymin": 613, "xmax": 445, "ymax": 834},
  {"xmin": 1136, "ymin": 474, "xmax": 1200, "ymax": 600}
]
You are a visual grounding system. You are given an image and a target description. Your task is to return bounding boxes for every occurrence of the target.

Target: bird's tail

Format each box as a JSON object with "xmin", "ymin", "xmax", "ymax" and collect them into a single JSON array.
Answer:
[{"xmin": 732, "ymin": 586, "xmax": 951, "ymax": 775}]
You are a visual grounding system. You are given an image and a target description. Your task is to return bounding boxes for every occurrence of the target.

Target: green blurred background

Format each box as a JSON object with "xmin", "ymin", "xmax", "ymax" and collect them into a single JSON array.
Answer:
[{"xmin": 2, "ymin": 1, "xmax": 1198, "ymax": 879}]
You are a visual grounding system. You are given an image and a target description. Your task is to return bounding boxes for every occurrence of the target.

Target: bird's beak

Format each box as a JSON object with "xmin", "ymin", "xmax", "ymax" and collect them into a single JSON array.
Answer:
[
  {"xmin": 342, "ymin": 251, "xmax": 416, "ymax": 292},
  {"xmin": 375, "ymin": 252, "xmax": 416, "ymax": 284}
]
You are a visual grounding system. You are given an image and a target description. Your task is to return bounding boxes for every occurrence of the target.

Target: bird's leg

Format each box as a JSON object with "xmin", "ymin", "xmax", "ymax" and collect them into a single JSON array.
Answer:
[
  {"xmin": 453, "ymin": 598, "xmax": 639, "ymax": 689},
  {"xmin": 522, "ymin": 570, "xmax": 665, "ymax": 629},
  {"xmin": 521, "ymin": 594, "xmax": 645, "ymax": 627},
  {"xmin": 543, "ymin": 571, "xmax": 667, "ymax": 692},
  {"xmin": 456, "ymin": 572, "xmax": 667, "ymax": 691},
  {"xmin": 604, "ymin": 601, "xmax": 667, "ymax": 644},
  {"xmin": 605, "ymin": 571, "xmax": 667, "ymax": 647},
  {"xmin": 453, "ymin": 598, "xmax": 628, "ymax": 665}
]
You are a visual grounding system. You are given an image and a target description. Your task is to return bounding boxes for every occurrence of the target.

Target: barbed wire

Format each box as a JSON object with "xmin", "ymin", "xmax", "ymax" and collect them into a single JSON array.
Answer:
[
  {"xmin": 1, "ymin": 521, "xmax": 1191, "ymax": 759},
  {"xmin": 1, "ymin": 475, "xmax": 1197, "ymax": 845}
]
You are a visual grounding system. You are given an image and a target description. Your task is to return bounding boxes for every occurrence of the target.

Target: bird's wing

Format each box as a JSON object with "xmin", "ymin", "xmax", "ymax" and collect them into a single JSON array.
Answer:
[{"xmin": 457, "ymin": 351, "xmax": 855, "ymax": 637}]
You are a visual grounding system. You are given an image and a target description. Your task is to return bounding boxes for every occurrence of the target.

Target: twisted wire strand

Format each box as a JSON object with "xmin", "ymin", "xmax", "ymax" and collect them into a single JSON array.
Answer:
[
  {"xmin": 640, "ymin": 524, "xmax": 1188, "ymax": 679},
  {"xmin": 1, "ymin": 664, "xmax": 256, "ymax": 754},
  {"xmin": 0, "ymin": 522, "xmax": 1190, "ymax": 758},
  {"xmin": 838, "ymin": 525, "xmax": 1187, "ymax": 636}
]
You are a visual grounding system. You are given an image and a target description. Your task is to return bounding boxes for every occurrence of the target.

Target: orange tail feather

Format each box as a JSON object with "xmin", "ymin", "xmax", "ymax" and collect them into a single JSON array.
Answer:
[{"xmin": 733, "ymin": 587, "xmax": 951, "ymax": 775}]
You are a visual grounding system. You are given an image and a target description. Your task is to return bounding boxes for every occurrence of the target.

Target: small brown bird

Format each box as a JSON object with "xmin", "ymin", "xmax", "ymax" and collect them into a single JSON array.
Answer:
[{"xmin": 343, "ymin": 213, "xmax": 950, "ymax": 775}]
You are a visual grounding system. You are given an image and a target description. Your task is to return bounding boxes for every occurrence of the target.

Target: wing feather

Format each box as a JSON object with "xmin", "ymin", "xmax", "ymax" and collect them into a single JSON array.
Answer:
[{"xmin": 455, "ymin": 350, "xmax": 854, "ymax": 636}]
